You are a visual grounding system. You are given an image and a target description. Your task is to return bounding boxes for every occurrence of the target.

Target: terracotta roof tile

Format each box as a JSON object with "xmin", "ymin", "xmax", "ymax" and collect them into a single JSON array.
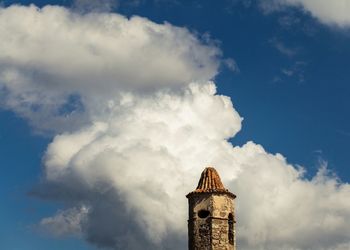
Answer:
[
  {"xmin": 196, "ymin": 167, "xmax": 225, "ymax": 191},
  {"xmin": 186, "ymin": 167, "xmax": 236, "ymax": 198}
]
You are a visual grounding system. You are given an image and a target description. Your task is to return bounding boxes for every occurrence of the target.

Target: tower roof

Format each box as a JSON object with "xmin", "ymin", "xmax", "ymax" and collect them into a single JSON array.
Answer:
[{"xmin": 186, "ymin": 167, "xmax": 236, "ymax": 198}]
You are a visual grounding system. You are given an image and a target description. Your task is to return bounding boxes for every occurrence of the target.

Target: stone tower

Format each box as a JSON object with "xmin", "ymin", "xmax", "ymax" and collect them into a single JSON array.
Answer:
[{"xmin": 186, "ymin": 167, "xmax": 236, "ymax": 250}]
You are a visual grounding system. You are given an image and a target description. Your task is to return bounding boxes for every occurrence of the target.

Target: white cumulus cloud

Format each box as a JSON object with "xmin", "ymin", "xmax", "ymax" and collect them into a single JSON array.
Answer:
[
  {"xmin": 261, "ymin": 0, "xmax": 350, "ymax": 27},
  {"xmin": 0, "ymin": 4, "xmax": 220, "ymax": 133},
  {"xmin": 228, "ymin": 143, "xmax": 350, "ymax": 250},
  {"xmin": 1, "ymin": 4, "xmax": 350, "ymax": 250}
]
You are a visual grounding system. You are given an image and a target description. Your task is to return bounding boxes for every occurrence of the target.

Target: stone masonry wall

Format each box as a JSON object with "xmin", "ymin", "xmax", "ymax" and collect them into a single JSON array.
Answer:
[
  {"xmin": 211, "ymin": 195, "xmax": 235, "ymax": 250},
  {"xmin": 188, "ymin": 193, "xmax": 235, "ymax": 250}
]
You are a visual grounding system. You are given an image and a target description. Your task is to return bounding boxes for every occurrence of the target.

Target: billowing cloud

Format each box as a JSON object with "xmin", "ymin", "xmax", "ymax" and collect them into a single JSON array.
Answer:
[
  {"xmin": 40, "ymin": 82, "xmax": 242, "ymax": 248},
  {"xmin": 228, "ymin": 144, "xmax": 350, "ymax": 250},
  {"xmin": 1, "ymin": 4, "xmax": 350, "ymax": 250},
  {"xmin": 0, "ymin": 4, "xmax": 220, "ymax": 132},
  {"xmin": 261, "ymin": 0, "xmax": 350, "ymax": 27}
]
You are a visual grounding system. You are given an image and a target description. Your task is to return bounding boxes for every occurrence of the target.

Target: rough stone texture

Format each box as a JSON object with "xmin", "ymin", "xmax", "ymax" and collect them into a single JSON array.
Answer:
[{"xmin": 187, "ymin": 167, "xmax": 236, "ymax": 250}]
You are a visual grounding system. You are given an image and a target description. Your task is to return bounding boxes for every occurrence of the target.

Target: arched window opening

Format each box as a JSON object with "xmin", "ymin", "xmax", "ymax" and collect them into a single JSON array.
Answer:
[
  {"xmin": 228, "ymin": 213, "xmax": 234, "ymax": 245},
  {"xmin": 198, "ymin": 209, "xmax": 210, "ymax": 219}
]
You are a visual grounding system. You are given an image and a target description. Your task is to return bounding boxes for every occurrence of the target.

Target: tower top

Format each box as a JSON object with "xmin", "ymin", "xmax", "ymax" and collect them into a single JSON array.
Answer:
[
  {"xmin": 186, "ymin": 167, "xmax": 237, "ymax": 249},
  {"xmin": 186, "ymin": 167, "xmax": 236, "ymax": 198}
]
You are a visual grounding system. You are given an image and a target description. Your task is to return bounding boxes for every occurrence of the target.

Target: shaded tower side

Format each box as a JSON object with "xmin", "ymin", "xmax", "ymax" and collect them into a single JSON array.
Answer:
[{"xmin": 186, "ymin": 167, "xmax": 236, "ymax": 250}]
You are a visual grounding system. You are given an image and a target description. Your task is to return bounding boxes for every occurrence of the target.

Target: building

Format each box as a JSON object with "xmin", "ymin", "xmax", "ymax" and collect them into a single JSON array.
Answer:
[{"xmin": 186, "ymin": 167, "xmax": 236, "ymax": 250}]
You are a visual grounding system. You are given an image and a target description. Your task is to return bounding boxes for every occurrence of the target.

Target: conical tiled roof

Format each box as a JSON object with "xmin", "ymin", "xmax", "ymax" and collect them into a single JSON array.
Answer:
[
  {"xmin": 186, "ymin": 167, "xmax": 236, "ymax": 198},
  {"xmin": 196, "ymin": 167, "xmax": 226, "ymax": 191}
]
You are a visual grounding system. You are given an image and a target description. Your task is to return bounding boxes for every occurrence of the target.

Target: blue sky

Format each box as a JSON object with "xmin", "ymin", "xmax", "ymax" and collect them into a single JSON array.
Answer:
[{"xmin": 1, "ymin": 1, "xmax": 350, "ymax": 249}]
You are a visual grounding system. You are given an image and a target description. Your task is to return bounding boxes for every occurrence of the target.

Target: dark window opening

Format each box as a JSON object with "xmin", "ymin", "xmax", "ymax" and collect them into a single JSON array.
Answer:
[
  {"xmin": 228, "ymin": 213, "xmax": 234, "ymax": 245},
  {"xmin": 198, "ymin": 209, "xmax": 210, "ymax": 218}
]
